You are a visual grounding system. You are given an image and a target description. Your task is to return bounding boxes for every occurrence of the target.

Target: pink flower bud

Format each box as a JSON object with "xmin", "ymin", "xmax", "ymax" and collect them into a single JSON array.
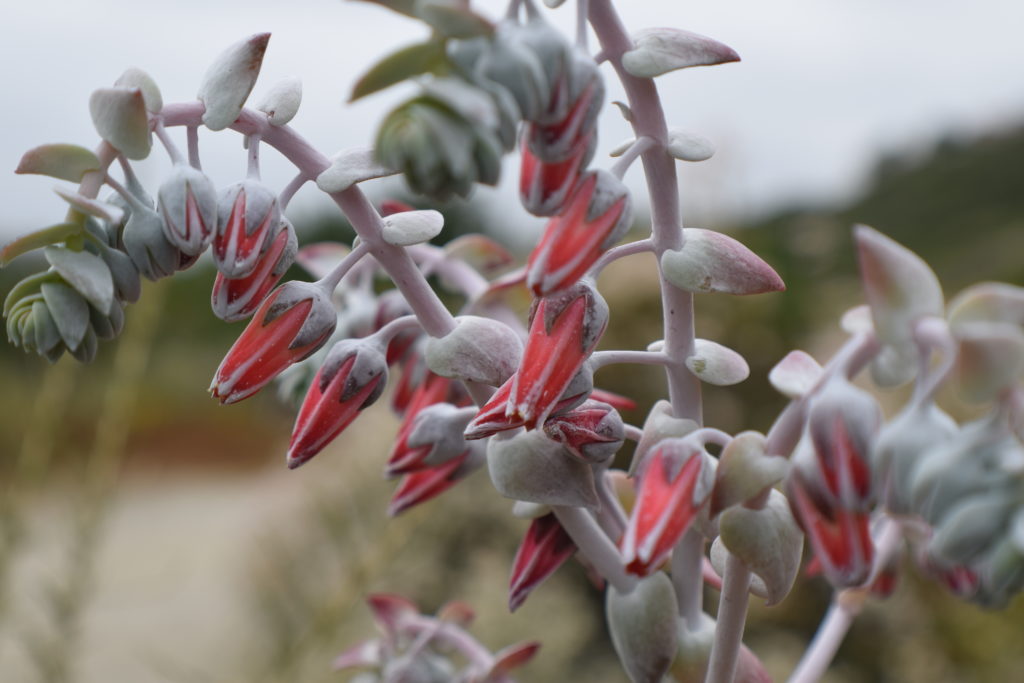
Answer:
[
  {"xmin": 287, "ymin": 339, "xmax": 388, "ymax": 469},
  {"xmin": 157, "ymin": 162, "xmax": 217, "ymax": 256},
  {"xmin": 621, "ymin": 439, "xmax": 714, "ymax": 577},
  {"xmin": 527, "ymin": 171, "xmax": 632, "ymax": 297},
  {"xmin": 210, "ymin": 280, "xmax": 336, "ymax": 405},
  {"xmin": 508, "ymin": 513, "xmax": 577, "ymax": 611},
  {"xmin": 543, "ymin": 399, "xmax": 624, "ymax": 463},
  {"xmin": 525, "ymin": 75, "xmax": 603, "ymax": 162},
  {"xmin": 211, "ymin": 219, "xmax": 297, "ymax": 322},
  {"xmin": 373, "ymin": 290, "xmax": 419, "ymax": 365},
  {"xmin": 465, "ymin": 281, "xmax": 608, "ymax": 438},
  {"xmin": 213, "ymin": 179, "xmax": 282, "ymax": 278}
]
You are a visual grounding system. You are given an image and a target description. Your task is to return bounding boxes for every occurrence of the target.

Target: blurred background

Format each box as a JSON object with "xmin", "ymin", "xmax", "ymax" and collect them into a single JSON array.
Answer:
[{"xmin": 2, "ymin": 1, "xmax": 1024, "ymax": 681}]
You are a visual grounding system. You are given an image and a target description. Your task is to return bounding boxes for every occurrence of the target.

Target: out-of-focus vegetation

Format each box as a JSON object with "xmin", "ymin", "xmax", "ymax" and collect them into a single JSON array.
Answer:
[{"xmin": 1, "ymin": 124, "xmax": 1023, "ymax": 682}]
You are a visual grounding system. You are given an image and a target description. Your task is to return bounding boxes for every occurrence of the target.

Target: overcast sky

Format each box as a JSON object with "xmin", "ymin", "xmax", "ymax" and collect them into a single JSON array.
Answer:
[{"xmin": 3, "ymin": 0, "xmax": 1024, "ymax": 243}]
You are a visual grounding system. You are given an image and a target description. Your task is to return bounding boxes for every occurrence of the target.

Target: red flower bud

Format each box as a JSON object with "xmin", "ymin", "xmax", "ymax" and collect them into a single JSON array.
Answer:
[
  {"xmin": 543, "ymin": 399, "xmax": 624, "ymax": 463},
  {"xmin": 210, "ymin": 280, "xmax": 336, "ymax": 405},
  {"xmin": 211, "ymin": 219, "xmax": 297, "ymax": 322},
  {"xmin": 787, "ymin": 467, "xmax": 874, "ymax": 588},
  {"xmin": 386, "ymin": 372, "xmax": 468, "ymax": 476},
  {"xmin": 527, "ymin": 171, "xmax": 632, "ymax": 297},
  {"xmin": 388, "ymin": 447, "xmax": 482, "ymax": 517},
  {"xmin": 465, "ymin": 282, "xmax": 608, "ymax": 438},
  {"xmin": 508, "ymin": 513, "xmax": 577, "ymax": 611},
  {"xmin": 287, "ymin": 339, "xmax": 388, "ymax": 468},
  {"xmin": 519, "ymin": 131, "xmax": 594, "ymax": 217},
  {"xmin": 621, "ymin": 440, "xmax": 713, "ymax": 576},
  {"xmin": 214, "ymin": 180, "xmax": 282, "ymax": 278}
]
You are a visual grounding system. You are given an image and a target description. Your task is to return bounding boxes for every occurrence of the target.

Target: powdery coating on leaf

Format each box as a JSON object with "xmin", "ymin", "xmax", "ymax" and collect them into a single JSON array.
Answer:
[
  {"xmin": 605, "ymin": 572, "xmax": 679, "ymax": 683},
  {"xmin": 954, "ymin": 322, "xmax": 1024, "ymax": 403},
  {"xmin": 88, "ymin": 87, "xmax": 151, "ymax": 160},
  {"xmin": 855, "ymin": 224, "xmax": 944, "ymax": 348},
  {"xmin": 716, "ymin": 489, "xmax": 803, "ymax": 606},
  {"xmin": 197, "ymin": 33, "xmax": 271, "ymax": 131},
  {"xmin": 667, "ymin": 128, "xmax": 715, "ymax": 162},
  {"xmin": 486, "ymin": 431, "xmax": 599, "ymax": 509},
  {"xmin": 712, "ymin": 431, "xmax": 789, "ymax": 513},
  {"xmin": 16, "ymin": 144, "xmax": 100, "ymax": 183},
  {"xmin": 381, "ymin": 209, "xmax": 444, "ymax": 246},
  {"xmin": 316, "ymin": 147, "xmax": 398, "ymax": 193},
  {"xmin": 53, "ymin": 187, "xmax": 124, "ymax": 226},
  {"xmin": 768, "ymin": 349, "xmax": 823, "ymax": 399},
  {"xmin": 661, "ymin": 229, "xmax": 785, "ymax": 296},
  {"xmin": 621, "ymin": 28, "xmax": 740, "ymax": 79},
  {"xmin": 257, "ymin": 76, "xmax": 302, "ymax": 126},
  {"xmin": 947, "ymin": 282, "xmax": 1024, "ymax": 331},
  {"xmin": 686, "ymin": 338, "xmax": 750, "ymax": 386},
  {"xmin": 43, "ymin": 246, "xmax": 115, "ymax": 314},
  {"xmin": 115, "ymin": 67, "xmax": 163, "ymax": 112},
  {"xmin": 424, "ymin": 315, "xmax": 523, "ymax": 386}
]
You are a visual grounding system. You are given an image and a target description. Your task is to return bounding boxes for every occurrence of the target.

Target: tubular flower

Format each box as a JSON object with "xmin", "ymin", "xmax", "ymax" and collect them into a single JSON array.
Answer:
[
  {"xmin": 213, "ymin": 179, "xmax": 282, "ymax": 278},
  {"xmin": 157, "ymin": 162, "xmax": 217, "ymax": 256},
  {"xmin": 388, "ymin": 446, "xmax": 483, "ymax": 517},
  {"xmin": 211, "ymin": 219, "xmax": 297, "ymax": 322},
  {"xmin": 386, "ymin": 372, "xmax": 469, "ymax": 476},
  {"xmin": 519, "ymin": 130, "xmax": 595, "ymax": 217},
  {"xmin": 543, "ymin": 399, "xmax": 625, "ymax": 464},
  {"xmin": 621, "ymin": 439, "xmax": 714, "ymax": 577},
  {"xmin": 465, "ymin": 281, "xmax": 608, "ymax": 439},
  {"xmin": 785, "ymin": 377, "xmax": 882, "ymax": 587},
  {"xmin": 210, "ymin": 280, "xmax": 336, "ymax": 405},
  {"xmin": 287, "ymin": 338, "xmax": 388, "ymax": 469},
  {"xmin": 526, "ymin": 170, "xmax": 632, "ymax": 297},
  {"xmin": 508, "ymin": 513, "xmax": 577, "ymax": 611},
  {"xmin": 787, "ymin": 467, "xmax": 875, "ymax": 588}
]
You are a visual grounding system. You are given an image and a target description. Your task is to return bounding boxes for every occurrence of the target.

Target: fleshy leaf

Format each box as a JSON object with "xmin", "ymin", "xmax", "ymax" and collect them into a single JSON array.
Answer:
[
  {"xmin": 948, "ymin": 282, "xmax": 1024, "ymax": 331},
  {"xmin": 1, "ymin": 223, "xmax": 82, "ymax": 266},
  {"xmin": 622, "ymin": 28, "xmax": 740, "ymax": 78},
  {"xmin": 415, "ymin": 1, "xmax": 494, "ymax": 39},
  {"xmin": 840, "ymin": 303, "xmax": 873, "ymax": 334},
  {"xmin": 424, "ymin": 315, "xmax": 522, "ymax": 386},
  {"xmin": 350, "ymin": 40, "xmax": 447, "ymax": 102},
  {"xmin": 717, "ymin": 489, "xmax": 803, "ymax": 606},
  {"xmin": 44, "ymin": 246, "xmax": 114, "ymax": 313},
  {"xmin": 661, "ymin": 228, "xmax": 785, "ymax": 295},
  {"xmin": 686, "ymin": 338, "xmax": 749, "ymax": 386},
  {"xmin": 316, "ymin": 147, "xmax": 398, "ymax": 193},
  {"xmin": 487, "ymin": 431, "xmax": 598, "ymax": 509},
  {"xmin": 768, "ymin": 350, "xmax": 823, "ymax": 399},
  {"xmin": 40, "ymin": 281, "xmax": 89, "ymax": 350},
  {"xmin": 197, "ymin": 33, "xmax": 271, "ymax": 131},
  {"xmin": 667, "ymin": 128, "xmax": 715, "ymax": 162},
  {"xmin": 114, "ymin": 67, "xmax": 163, "ymax": 112},
  {"xmin": 954, "ymin": 322, "xmax": 1024, "ymax": 403},
  {"xmin": 381, "ymin": 209, "xmax": 444, "ymax": 246},
  {"xmin": 606, "ymin": 572, "xmax": 679, "ymax": 683},
  {"xmin": 257, "ymin": 76, "xmax": 302, "ymax": 126},
  {"xmin": 855, "ymin": 224, "xmax": 943, "ymax": 350},
  {"xmin": 711, "ymin": 431, "xmax": 789, "ymax": 514},
  {"xmin": 89, "ymin": 87, "xmax": 151, "ymax": 159},
  {"xmin": 351, "ymin": 0, "xmax": 418, "ymax": 17},
  {"xmin": 53, "ymin": 187, "xmax": 124, "ymax": 225},
  {"xmin": 16, "ymin": 144, "xmax": 101, "ymax": 183}
]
